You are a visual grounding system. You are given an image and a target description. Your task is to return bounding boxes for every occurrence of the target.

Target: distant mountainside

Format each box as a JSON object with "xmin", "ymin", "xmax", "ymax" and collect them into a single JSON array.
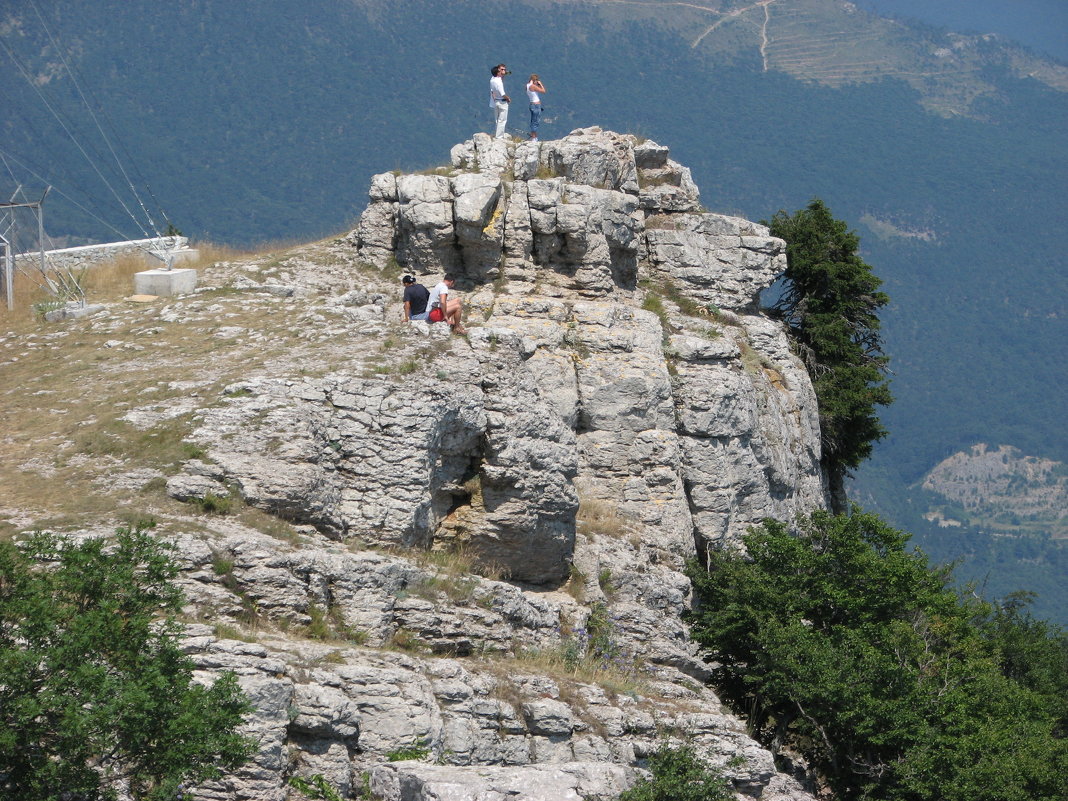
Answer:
[
  {"xmin": 857, "ymin": 0, "xmax": 1068, "ymax": 63},
  {"xmin": 922, "ymin": 444, "xmax": 1068, "ymax": 535},
  {"xmin": 2, "ymin": 0, "xmax": 1065, "ymax": 621}
]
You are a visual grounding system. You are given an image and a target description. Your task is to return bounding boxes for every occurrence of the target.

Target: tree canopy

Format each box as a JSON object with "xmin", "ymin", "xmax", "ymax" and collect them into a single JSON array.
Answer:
[
  {"xmin": 767, "ymin": 200, "xmax": 892, "ymax": 508},
  {"xmin": 686, "ymin": 509, "xmax": 1068, "ymax": 801},
  {"xmin": 0, "ymin": 523, "xmax": 253, "ymax": 800}
]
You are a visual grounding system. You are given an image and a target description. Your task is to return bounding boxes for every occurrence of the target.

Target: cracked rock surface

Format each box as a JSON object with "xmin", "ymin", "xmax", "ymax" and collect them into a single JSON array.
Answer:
[{"xmin": 2, "ymin": 128, "xmax": 826, "ymax": 801}]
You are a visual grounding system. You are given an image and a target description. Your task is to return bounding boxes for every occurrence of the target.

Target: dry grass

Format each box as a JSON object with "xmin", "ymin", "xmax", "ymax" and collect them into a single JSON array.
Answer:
[
  {"xmin": 643, "ymin": 276, "xmax": 704, "ymax": 318},
  {"xmin": 0, "ymin": 242, "xmax": 262, "ymax": 327},
  {"xmin": 79, "ymin": 252, "xmax": 156, "ymax": 299},
  {"xmin": 404, "ymin": 544, "xmax": 507, "ymax": 602},
  {"xmin": 236, "ymin": 506, "xmax": 303, "ymax": 544},
  {"xmin": 737, "ymin": 341, "xmax": 787, "ymax": 390},
  {"xmin": 0, "ymin": 266, "xmax": 58, "ymax": 326},
  {"xmin": 565, "ymin": 563, "xmax": 587, "ymax": 603},
  {"xmin": 644, "ymin": 214, "xmax": 682, "ymax": 231},
  {"xmin": 577, "ymin": 496, "xmax": 634, "ymax": 540},
  {"xmin": 481, "ymin": 646, "xmax": 646, "ymax": 698},
  {"xmin": 0, "ymin": 240, "xmax": 364, "ymax": 533}
]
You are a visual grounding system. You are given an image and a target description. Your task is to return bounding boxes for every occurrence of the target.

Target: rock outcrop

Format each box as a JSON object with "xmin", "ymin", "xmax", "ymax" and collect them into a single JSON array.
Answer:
[
  {"xmin": 213, "ymin": 127, "xmax": 827, "ymax": 583},
  {"xmin": 9, "ymin": 128, "xmax": 829, "ymax": 800}
]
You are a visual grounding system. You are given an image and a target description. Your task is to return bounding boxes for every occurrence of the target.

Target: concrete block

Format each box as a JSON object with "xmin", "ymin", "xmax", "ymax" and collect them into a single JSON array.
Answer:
[
  {"xmin": 149, "ymin": 247, "xmax": 199, "ymax": 268},
  {"xmin": 134, "ymin": 268, "xmax": 198, "ymax": 297}
]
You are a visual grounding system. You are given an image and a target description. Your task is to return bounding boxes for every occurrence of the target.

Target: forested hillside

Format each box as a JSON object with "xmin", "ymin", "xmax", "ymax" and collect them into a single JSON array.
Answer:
[{"xmin": 2, "ymin": 0, "xmax": 1065, "ymax": 620}]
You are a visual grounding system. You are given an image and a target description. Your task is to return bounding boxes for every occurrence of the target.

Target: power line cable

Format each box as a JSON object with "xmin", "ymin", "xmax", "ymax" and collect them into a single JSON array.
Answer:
[
  {"xmin": 0, "ymin": 33, "xmax": 151, "ymax": 239},
  {"xmin": 0, "ymin": 35, "xmax": 139, "ymax": 225},
  {"xmin": 0, "ymin": 90, "xmax": 140, "ymax": 241},
  {"xmin": 0, "ymin": 146, "xmax": 164, "ymax": 256},
  {"xmin": 26, "ymin": 0, "xmax": 165, "ymax": 237}
]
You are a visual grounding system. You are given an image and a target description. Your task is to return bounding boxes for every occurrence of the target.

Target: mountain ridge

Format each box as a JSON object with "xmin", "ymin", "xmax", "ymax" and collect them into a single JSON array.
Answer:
[
  {"xmin": 0, "ymin": 127, "xmax": 831, "ymax": 801},
  {"xmin": 2, "ymin": 0, "xmax": 1065, "ymax": 621}
]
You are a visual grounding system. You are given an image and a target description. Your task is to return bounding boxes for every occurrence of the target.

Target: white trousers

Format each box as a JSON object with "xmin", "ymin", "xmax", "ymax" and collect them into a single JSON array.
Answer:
[{"xmin": 493, "ymin": 101, "xmax": 509, "ymax": 138}]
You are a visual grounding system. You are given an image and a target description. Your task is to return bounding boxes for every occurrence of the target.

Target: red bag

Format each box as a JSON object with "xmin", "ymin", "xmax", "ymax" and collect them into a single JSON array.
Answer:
[{"xmin": 428, "ymin": 306, "xmax": 445, "ymax": 323}]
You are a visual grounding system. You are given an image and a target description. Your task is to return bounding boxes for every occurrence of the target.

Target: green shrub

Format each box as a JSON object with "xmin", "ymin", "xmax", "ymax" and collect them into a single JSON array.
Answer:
[
  {"xmin": 192, "ymin": 492, "xmax": 233, "ymax": 515},
  {"xmin": 619, "ymin": 744, "xmax": 733, "ymax": 801},
  {"xmin": 687, "ymin": 509, "xmax": 1068, "ymax": 801},
  {"xmin": 0, "ymin": 524, "xmax": 253, "ymax": 799},
  {"xmin": 766, "ymin": 199, "xmax": 892, "ymax": 506}
]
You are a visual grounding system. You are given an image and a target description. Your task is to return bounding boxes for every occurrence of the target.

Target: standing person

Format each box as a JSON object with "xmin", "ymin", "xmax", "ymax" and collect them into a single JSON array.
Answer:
[
  {"xmin": 427, "ymin": 274, "xmax": 466, "ymax": 334},
  {"xmin": 526, "ymin": 74, "xmax": 546, "ymax": 140},
  {"xmin": 489, "ymin": 63, "xmax": 511, "ymax": 139},
  {"xmin": 401, "ymin": 274, "xmax": 430, "ymax": 322}
]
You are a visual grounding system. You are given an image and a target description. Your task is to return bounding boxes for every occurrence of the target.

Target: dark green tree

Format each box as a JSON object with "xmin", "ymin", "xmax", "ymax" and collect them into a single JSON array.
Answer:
[
  {"xmin": 980, "ymin": 591, "xmax": 1068, "ymax": 734},
  {"xmin": 686, "ymin": 509, "xmax": 1068, "ymax": 801},
  {"xmin": 767, "ymin": 199, "xmax": 892, "ymax": 510},
  {"xmin": 618, "ymin": 744, "xmax": 733, "ymax": 801},
  {"xmin": 0, "ymin": 523, "xmax": 253, "ymax": 800}
]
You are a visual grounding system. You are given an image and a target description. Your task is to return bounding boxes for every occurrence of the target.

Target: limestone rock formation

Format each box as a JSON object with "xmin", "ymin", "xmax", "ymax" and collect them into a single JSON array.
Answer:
[
  {"xmin": 174, "ymin": 127, "xmax": 827, "ymax": 799},
  {"xmin": 7, "ymin": 127, "xmax": 830, "ymax": 800}
]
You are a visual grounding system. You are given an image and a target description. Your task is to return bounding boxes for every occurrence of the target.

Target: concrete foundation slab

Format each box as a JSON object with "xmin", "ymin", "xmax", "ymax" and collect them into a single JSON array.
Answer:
[{"xmin": 134, "ymin": 268, "xmax": 198, "ymax": 297}]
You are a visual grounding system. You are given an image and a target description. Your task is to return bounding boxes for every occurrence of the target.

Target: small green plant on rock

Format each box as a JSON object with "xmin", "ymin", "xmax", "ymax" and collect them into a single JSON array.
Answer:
[
  {"xmin": 641, "ymin": 291, "xmax": 668, "ymax": 323},
  {"xmin": 289, "ymin": 773, "xmax": 344, "ymax": 801},
  {"xmin": 381, "ymin": 254, "xmax": 403, "ymax": 280},
  {"xmin": 305, "ymin": 605, "xmax": 332, "ymax": 640},
  {"xmin": 598, "ymin": 567, "xmax": 616, "ymax": 600},
  {"xmin": 388, "ymin": 627, "xmax": 425, "ymax": 652},
  {"xmin": 397, "ymin": 357, "xmax": 420, "ymax": 375},
  {"xmin": 386, "ymin": 738, "xmax": 432, "ymax": 762},
  {"xmin": 303, "ymin": 604, "xmax": 366, "ymax": 644},
  {"xmin": 192, "ymin": 492, "xmax": 233, "ymax": 515}
]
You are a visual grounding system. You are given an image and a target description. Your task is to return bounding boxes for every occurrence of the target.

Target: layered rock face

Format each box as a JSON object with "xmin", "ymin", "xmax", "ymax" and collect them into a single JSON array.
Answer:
[
  {"xmin": 146, "ymin": 127, "xmax": 828, "ymax": 800},
  {"xmin": 351, "ymin": 127, "xmax": 827, "ymax": 570}
]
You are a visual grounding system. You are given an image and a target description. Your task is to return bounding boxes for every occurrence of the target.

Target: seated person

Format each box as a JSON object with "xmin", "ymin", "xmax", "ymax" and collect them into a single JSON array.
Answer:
[
  {"xmin": 402, "ymin": 275, "xmax": 430, "ymax": 322},
  {"xmin": 427, "ymin": 273, "xmax": 466, "ymax": 334}
]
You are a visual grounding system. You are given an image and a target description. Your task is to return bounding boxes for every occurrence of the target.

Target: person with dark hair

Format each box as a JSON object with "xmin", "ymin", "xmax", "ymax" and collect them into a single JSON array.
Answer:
[
  {"xmin": 489, "ymin": 63, "xmax": 511, "ymax": 139},
  {"xmin": 526, "ymin": 74, "xmax": 546, "ymax": 140},
  {"xmin": 401, "ymin": 274, "xmax": 430, "ymax": 322},
  {"xmin": 427, "ymin": 273, "xmax": 466, "ymax": 334}
]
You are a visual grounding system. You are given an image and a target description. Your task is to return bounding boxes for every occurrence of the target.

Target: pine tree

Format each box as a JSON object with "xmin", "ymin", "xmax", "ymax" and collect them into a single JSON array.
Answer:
[{"xmin": 768, "ymin": 199, "xmax": 892, "ymax": 510}]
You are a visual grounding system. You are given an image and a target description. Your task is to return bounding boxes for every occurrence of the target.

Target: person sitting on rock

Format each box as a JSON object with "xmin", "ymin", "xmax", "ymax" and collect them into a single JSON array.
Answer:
[
  {"xmin": 427, "ymin": 274, "xmax": 466, "ymax": 334},
  {"xmin": 401, "ymin": 274, "xmax": 430, "ymax": 322}
]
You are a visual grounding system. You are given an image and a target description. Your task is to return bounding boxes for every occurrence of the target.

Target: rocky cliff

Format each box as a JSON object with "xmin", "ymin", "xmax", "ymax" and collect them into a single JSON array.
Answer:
[{"xmin": 3, "ymin": 128, "xmax": 829, "ymax": 800}]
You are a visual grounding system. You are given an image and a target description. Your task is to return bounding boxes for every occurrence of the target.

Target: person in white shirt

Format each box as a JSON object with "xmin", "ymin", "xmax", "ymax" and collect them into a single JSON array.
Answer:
[
  {"xmin": 526, "ymin": 74, "xmax": 546, "ymax": 140},
  {"xmin": 427, "ymin": 274, "xmax": 466, "ymax": 334},
  {"xmin": 489, "ymin": 63, "xmax": 511, "ymax": 139}
]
